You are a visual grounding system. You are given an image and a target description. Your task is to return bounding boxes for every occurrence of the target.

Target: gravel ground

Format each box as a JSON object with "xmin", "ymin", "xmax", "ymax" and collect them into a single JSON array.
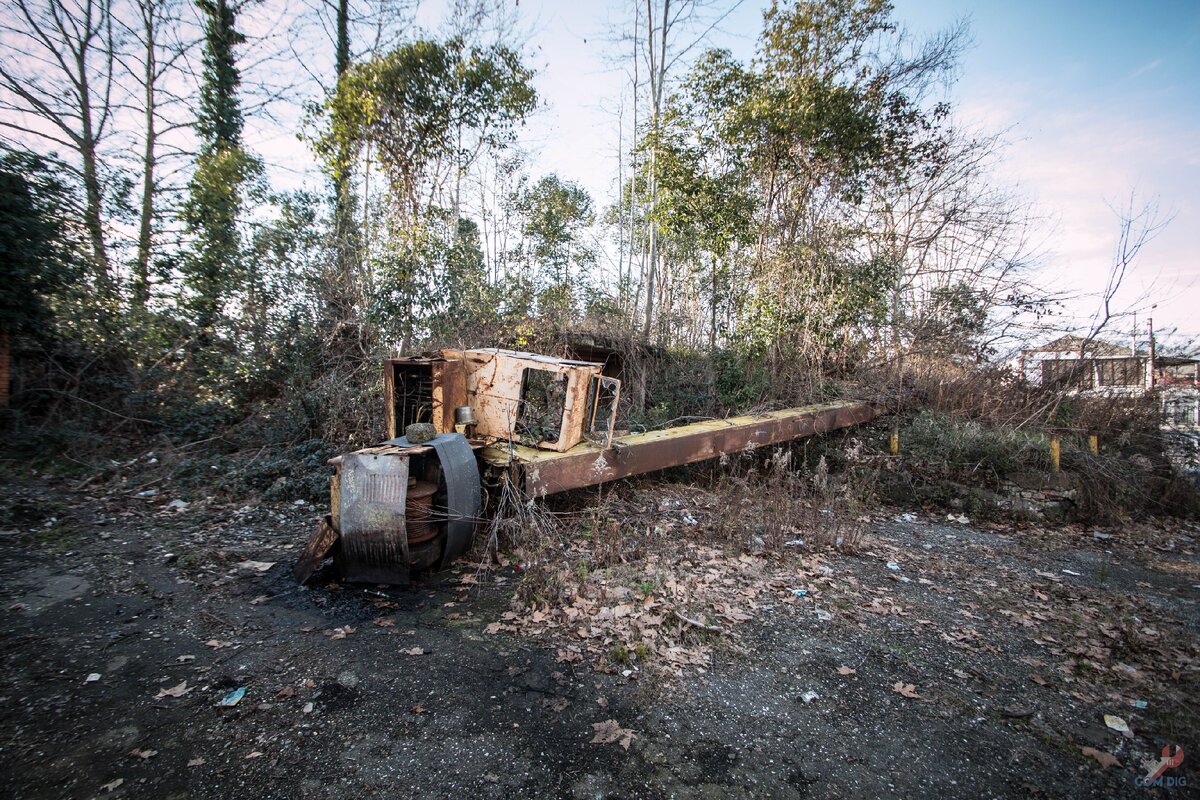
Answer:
[{"xmin": 1, "ymin": 475, "xmax": 1197, "ymax": 799}]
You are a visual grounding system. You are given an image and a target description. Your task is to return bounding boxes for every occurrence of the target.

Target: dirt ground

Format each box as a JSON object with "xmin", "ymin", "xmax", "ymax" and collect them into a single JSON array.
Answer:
[{"xmin": 1, "ymin": 472, "xmax": 1197, "ymax": 799}]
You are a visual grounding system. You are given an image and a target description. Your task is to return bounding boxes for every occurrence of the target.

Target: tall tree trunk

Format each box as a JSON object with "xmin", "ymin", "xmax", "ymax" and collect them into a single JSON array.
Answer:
[
  {"xmin": 77, "ymin": 54, "xmax": 112, "ymax": 296},
  {"xmin": 331, "ymin": 0, "xmax": 359, "ymax": 318},
  {"xmin": 641, "ymin": 0, "xmax": 668, "ymax": 340},
  {"xmin": 133, "ymin": 2, "xmax": 158, "ymax": 309}
]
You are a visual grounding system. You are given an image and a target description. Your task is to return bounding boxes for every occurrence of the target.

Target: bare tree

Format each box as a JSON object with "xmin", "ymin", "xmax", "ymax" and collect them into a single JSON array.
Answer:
[
  {"xmin": 114, "ymin": 0, "xmax": 195, "ymax": 308},
  {"xmin": 625, "ymin": 0, "xmax": 742, "ymax": 339},
  {"xmin": 1082, "ymin": 193, "xmax": 1171, "ymax": 349},
  {"xmin": 0, "ymin": 0, "xmax": 120, "ymax": 294}
]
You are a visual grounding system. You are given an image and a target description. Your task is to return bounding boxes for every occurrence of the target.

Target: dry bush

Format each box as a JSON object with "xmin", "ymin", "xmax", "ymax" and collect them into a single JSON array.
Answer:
[
  {"xmin": 481, "ymin": 471, "xmax": 561, "ymax": 558},
  {"xmin": 712, "ymin": 450, "xmax": 868, "ymax": 553}
]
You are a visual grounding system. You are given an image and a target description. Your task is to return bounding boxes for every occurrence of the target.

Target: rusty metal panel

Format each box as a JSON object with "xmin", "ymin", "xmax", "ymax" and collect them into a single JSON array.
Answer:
[
  {"xmin": 384, "ymin": 360, "xmax": 397, "ymax": 439},
  {"xmin": 330, "ymin": 473, "xmax": 340, "ymax": 526},
  {"xmin": 462, "ymin": 349, "xmax": 602, "ymax": 452},
  {"xmin": 292, "ymin": 516, "xmax": 339, "ymax": 584},
  {"xmin": 506, "ymin": 401, "xmax": 882, "ymax": 496},
  {"xmin": 432, "ymin": 358, "xmax": 467, "ymax": 433}
]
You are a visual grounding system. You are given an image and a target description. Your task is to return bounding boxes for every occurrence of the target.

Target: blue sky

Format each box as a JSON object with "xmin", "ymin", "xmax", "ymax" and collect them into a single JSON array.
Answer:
[{"xmin": 400, "ymin": 0, "xmax": 1200, "ymax": 345}]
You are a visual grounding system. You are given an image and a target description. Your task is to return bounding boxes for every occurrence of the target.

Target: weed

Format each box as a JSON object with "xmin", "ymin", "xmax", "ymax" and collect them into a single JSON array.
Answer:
[
  {"xmin": 608, "ymin": 643, "xmax": 631, "ymax": 665},
  {"xmin": 37, "ymin": 522, "xmax": 79, "ymax": 554}
]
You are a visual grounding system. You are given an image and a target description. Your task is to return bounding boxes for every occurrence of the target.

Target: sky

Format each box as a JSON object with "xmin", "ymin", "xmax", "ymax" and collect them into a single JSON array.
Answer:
[{"xmin": 269, "ymin": 0, "xmax": 1200, "ymax": 349}]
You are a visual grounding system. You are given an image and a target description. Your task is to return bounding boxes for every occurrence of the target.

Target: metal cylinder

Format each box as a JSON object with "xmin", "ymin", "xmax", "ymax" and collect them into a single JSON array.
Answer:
[
  {"xmin": 454, "ymin": 405, "xmax": 477, "ymax": 426},
  {"xmin": 405, "ymin": 480, "xmax": 439, "ymax": 544}
]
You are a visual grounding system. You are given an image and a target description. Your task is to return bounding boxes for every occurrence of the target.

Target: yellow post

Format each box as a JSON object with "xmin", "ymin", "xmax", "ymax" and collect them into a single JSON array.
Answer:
[
  {"xmin": 1049, "ymin": 436, "xmax": 1061, "ymax": 471},
  {"xmin": 889, "ymin": 429, "xmax": 900, "ymax": 456},
  {"xmin": 1088, "ymin": 434, "xmax": 1099, "ymax": 455}
]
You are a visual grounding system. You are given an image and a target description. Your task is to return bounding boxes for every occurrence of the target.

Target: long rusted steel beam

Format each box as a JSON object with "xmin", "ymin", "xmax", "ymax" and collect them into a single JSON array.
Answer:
[{"xmin": 483, "ymin": 400, "xmax": 882, "ymax": 497}]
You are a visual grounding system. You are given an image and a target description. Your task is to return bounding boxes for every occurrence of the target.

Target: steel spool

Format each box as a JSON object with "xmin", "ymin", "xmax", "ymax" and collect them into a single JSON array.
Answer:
[{"xmin": 405, "ymin": 479, "xmax": 439, "ymax": 544}]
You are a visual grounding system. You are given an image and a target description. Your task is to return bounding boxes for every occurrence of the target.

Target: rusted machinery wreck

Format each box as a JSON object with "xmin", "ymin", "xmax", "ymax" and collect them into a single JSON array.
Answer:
[{"xmin": 294, "ymin": 348, "xmax": 882, "ymax": 585}]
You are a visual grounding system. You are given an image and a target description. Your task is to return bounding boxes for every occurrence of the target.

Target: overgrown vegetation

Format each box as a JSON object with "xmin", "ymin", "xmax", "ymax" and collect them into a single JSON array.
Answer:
[{"xmin": 0, "ymin": 0, "xmax": 1193, "ymax": 524}]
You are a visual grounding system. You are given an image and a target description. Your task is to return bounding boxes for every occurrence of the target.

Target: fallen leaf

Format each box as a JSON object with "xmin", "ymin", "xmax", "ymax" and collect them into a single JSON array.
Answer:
[
  {"xmin": 373, "ymin": 618, "xmax": 396, "ymax": 628},
  {"xmin": 101, "ymin": 778, "xmax": 124, "ymax": 792},
  {"xmin": 892, "ymin": 682, "xmax": 926, "ymax": 701},
  {"xmin": 590, "ymin": 719, "xmax": 636, "ymax": 750},
  {"xmin": 276, "ymin": 686, "xmax": 295, "ymax": 698},
  {"xmin": 238, "ymin": 561, "xmax": 275, "ymax": 573},
  {"xmin": 325, "ymin": 626, "xmax": 354, "ymax": 640},
  {"xmin": 1081, "ymin": 746, "xmax": 1121, "ymax": 768},
  {"xmin": 155, "ymin": 681, "xmax": 190, "ymax": 699},
  {"xmin": 837, "ymin": 665, "xmax": 856, "ymax": 676},
  {"xmin": 204, "ymin": 640, "xmax": 232, "ymax": 650},
  {"xmin": 403, "ymin": 647, "xmax": 424, "ymax": 656},
  {"xmin": 129, "ymin": 748, "xmax": 157, "ymax": 760},
  {"xmin": 596, "ymin": 697, "xmax": 609, "ymax": 710},
  {"xmin": 1030, "ymin": 674, "xmax": 1048, "ymax": 686},
  {"xmin": 556, "ymin": 648, "xmax": 583, "ymax": 664},
  {"xmin": 187, "ymin": 758, "xmax": 205, "ymax": 767},
  {"xmin": 409, "ymin": 705, "xmax": 426, "ymax": 714},
  {"xmin": 176, "ymin": 655, "xmax": 195, "ymax": 663},
  {"xmin": 244, "ymin": 751, "xmax": 264, "ymax": 759},
  {"xmin": 248, "ymin": 595, "xmax": 269, "ymax": 605}
]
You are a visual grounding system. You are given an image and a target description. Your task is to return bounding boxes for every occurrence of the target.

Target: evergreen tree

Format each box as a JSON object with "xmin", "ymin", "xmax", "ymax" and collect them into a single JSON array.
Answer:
[{"xmin": 182, "ymin": 0, "xmax": 262, "ymax": 339}]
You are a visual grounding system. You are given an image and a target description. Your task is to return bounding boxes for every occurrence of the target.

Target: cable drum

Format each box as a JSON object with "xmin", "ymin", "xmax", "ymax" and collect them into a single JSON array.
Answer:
[{"xmin": 405, "ymin": 480, "xmax": 439, "ymax": 544}]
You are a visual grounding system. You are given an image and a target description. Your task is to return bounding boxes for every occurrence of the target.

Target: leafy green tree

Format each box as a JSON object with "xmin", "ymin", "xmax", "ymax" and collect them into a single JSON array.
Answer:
[
  {"xmin": 0, "ymin": 150, "xmax": 86, "ymax": 406},
  {"xmin": 315, "ymin": 37, "xmax": 535, "ymax": 349},
  {"xmin": 516, "ymin": 175, "xmax": 594, "ymax": 297}
]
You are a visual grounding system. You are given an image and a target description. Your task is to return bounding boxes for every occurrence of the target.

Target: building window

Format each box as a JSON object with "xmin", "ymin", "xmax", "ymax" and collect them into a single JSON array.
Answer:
[
  {"xmin": 1097, "ymin": 358, "xmax": 1142, "ymax": 387},
  {"xmin": 1042, "ymin": 359, "xmax": 1091, "ymax": 389}
]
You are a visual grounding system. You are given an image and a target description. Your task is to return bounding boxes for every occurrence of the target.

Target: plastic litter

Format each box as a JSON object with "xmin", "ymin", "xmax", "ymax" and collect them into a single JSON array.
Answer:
[
  {"xmin": 84, "ymin": 673, "xmax": 101, "ymax": 683},
  {"xmin": 1062, "ymin": 569, "xmax": 1082, "ymax": 576},
  {"xmin": 800, "ymin": 691, "xmax": 819, "ymax": 704},
  {"xmin": 788, "ymin": 588, "xmax": 809, "ymax": 597},
  {"xmin": 886, "ymin": 562, "xmax": 901, "ymax": 571},
  {"xmin": 218, "ymin": 687, "xmax": 246, "ymax": 707},
  {"xmin": 946, "ymin": 513, "xmax": 969, "ymax": 524},
  {"xmin": 1129, "ymin": 699, "xmax": 1148, "ymax": 709},
  {"xmin": 784, "ymin": 539, "xmax": 805, "ymax": 547},
  {"xmin": 894, "ymin": 513, "xmax": 918, "ymax": 523},
  {"xmin": 1103, "ymin": 714, "xmax": 1134, "ymax": 738},
  {"xmin": 814, "ymin": 608, "xmax": 833, "ymax": 622}
]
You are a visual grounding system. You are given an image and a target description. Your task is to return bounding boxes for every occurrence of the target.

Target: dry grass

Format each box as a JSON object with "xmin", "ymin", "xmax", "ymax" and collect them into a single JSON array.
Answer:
[{"xmin": 712, "ymin": 450, "xmax": 870, "ymax": 553}]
